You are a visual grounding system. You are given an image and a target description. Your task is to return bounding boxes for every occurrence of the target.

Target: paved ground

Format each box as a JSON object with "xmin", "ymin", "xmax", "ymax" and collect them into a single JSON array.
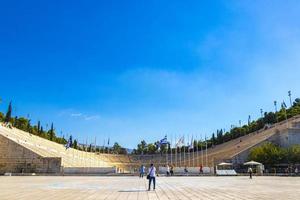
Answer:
[{"xmin": 0, "ymin": 176, "xmax": 299, "ymax": 200}]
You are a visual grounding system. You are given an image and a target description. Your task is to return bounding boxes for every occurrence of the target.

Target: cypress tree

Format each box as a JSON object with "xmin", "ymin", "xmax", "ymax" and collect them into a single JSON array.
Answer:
[
  {"xmin": 27, "ymin": 119, "xmax": 31, "ymax": 133},
  {"xmin": 4, "ymin": 101, "xmax": 12, "ymax": 123},
  {"xmin": 37, "ymin": 121, "xmax": 41, "ymax": 134},
  {"xmin": 13, "ymin": 116, "xmax": 18, "ymax": 127},
  {"xmin": 69, "ymin": 135, "xmax": 73, "ymax": 147},
  {"xmin": 49, "ymin": 123, "xmax": 54, "ymax": 141},
  {"xmin": 211, "ymin": 133, "xmax": 216, "ymax": 145},
  {"xmin": 73, "ymin": 139, "xmax": 78, "ymax": 149}
]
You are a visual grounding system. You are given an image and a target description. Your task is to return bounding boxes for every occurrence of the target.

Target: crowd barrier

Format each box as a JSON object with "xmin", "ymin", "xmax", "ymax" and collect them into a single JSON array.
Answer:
[
  {"xmin": 216, "ymin": 169, "xmax": 237, "ymax": 176},
  {"xmin": 63, "ymin": 167, "xmax": 117, "ymax": 174},
  {"xmin": 159, "ymin": 167, "xmax": 212, "ymax": 174}
]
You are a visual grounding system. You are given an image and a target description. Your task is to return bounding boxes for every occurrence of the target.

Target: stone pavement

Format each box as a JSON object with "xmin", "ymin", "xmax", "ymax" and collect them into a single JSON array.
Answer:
[{"xmin": 0, "ymin": 176, "xmax": 300, "ymax": 200}]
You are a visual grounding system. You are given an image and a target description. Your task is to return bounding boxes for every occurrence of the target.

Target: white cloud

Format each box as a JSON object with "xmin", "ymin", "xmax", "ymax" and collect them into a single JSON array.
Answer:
[
  {"xmin": 70, "ymin": 113, "xmax": 82, "ymax": 117},
  {"xmin": 59, "ymin": 109, "xmax": 100, "ymax": 121},
  {"xmin": 83, "ymin": 115, "xmax": 100, "ymax": 121}
]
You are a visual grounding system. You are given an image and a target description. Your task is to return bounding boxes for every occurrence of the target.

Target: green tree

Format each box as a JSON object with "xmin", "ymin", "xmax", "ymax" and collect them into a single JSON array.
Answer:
[
  {"xmin": 249, "ymin": 142, "xmax": 283, "ymax": 167},
  {"xmin": 27, "ymin": 119, "xmax": 32, "ymax": 133},
  {"xmin": 4, "ymin": 101, "xmax": 12, "ymax": 123},
  {"xmin": 286, "ymin": 145, "xmax": 300, "ymax": 164},
  {"xmin": 0, "ymin": 112, "xmax": 4, "ymax": 122},
  {"xmin": 13, "ymin": 116, "xmax": 18, "ymax": 127},
  {"xmin": 137, "ymin": 140, "xmax": 147, "ymax": 154},
  {"xmin": 112, "ymin": 142, "xmax": 122, "ymax": 154},
  {"xmin": 37, "ymin": 121, "xmax": 41, "ymax": 134},
  {"xmin": 15, "ymin": 117, "xmax": 29, "ymax": 130},
  {"xmin": 216, "ymin": 129, "xmax": 223, "ymax": 144},
  {"xmin": 88, "ymin": 144, "xmax": 92, "ymax": 152},
  {"xmin": 147, "ymin": 143, "xmax": 158, "ymax": 154},
  {"xmin": 49, "ymin": 123, "xmax": 55, "ymax": 141},
  {"xmin": 73, "ymin": 139, "xmax": 78, "ymax": 149},
  {"xmin": 211, "ymin": 133, "xmax": 216, "ymax": 145}
]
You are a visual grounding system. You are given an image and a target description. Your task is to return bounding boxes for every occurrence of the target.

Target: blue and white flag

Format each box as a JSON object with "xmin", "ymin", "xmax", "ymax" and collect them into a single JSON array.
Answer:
[
  {"xmin": 159, "ymin": 135, "xmax": 169, "ymax": 146},
  {"xmin": 65, "ymin": 138, "xmax": 72, "ymax": 149}
]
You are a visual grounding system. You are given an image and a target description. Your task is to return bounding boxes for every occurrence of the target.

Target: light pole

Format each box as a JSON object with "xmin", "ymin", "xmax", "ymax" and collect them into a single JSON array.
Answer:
[
  {"xmin": 248, "ymin": 115, "xmax": 251, "ymax": 125},
  {"xmin": 260, "ymin": 109, "xmax": 264, "ymax": 118},
  {"xmin": 282, "ymin": 101, "xmax": 288, "ymax": 128},
  {"xmin": 288, "ymin": 91, "xmax": 292, "ymax": 107},
  {"xmin": 274, "ymin": 101, "xmax": 278, "ymax": 123}
]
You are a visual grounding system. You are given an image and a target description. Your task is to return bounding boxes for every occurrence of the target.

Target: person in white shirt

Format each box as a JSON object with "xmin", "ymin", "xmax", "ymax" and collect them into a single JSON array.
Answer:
[
  {"xmin": 148, "ymin": 163, "xmax": 156, "ymax": 191},
  {"xmin": 248, "ymin": 167, "xmax": 253, "ymax": 179}
]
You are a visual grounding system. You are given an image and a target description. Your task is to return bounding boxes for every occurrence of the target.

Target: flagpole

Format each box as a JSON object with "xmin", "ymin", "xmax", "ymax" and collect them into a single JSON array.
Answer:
[
  {"xmin": 90, "ymin": 138, "xmax": 92, "ymax": 167},
  {"xmin": 170, "ymin": 134, "xmax": 172, "ymax": 166},
  {"xmin": 175, "ymin": 134, "xmax": 177, "ymax": 167},
  {"xmin": 179, "ymin": 136, "xmax": 182, "ymax": 167},
  {"xmin": 107, "ymin": 137, "xmax": 110, "ymax": 154},
  {"xmin": 94, "ymin": 137, "xmax": 97, "ymax": 153},
  {"xmin": 183, "ymin": 135, "xmax": 185, "ymax": 167},
  {"xmin": 188, "ymin": 134, "xmax": 190, "ymax": 167},
  {"xmin": 283, "ymin": 101, "xmax": 289, "ymax": 128},
  {"xmin": 94, "ymin": 137, "xmax": 97, "ymax": 166},
  {"xmin": 103, "ymin": 138, "xmax": 105, "ymax": 154},
  {"xmin": 201, "ymin": 135, "xmax": 203, "ymax": 167},
  {"xmin": 205, "ymin": 135, "xmax": 208, "ymax": 167},
  {"xmin": 166, "ymin": 134, "xmax": 168, "ymax": 166},
  {"xmin": 192, "ymin": 135, "xmax": 195, "ymax": 167},
  {"xmin": 196, "ymin": 134, "xmax": 199, "ymax": 167}
]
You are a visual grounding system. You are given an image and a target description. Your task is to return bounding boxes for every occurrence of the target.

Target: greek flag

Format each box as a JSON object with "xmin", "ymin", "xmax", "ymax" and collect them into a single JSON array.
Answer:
[
  {"xmin": 159, "ymin": 135, "xmax": 169, "ymax": 145},
  {"xmin": 65, "ymin": 138, "xmax": 72, "ymax": 149}
]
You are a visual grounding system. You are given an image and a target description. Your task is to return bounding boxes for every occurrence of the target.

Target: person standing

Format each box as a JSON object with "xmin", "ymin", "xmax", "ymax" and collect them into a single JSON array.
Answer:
[
  {"xmin": 166, "ymin": 164, "xmax": 170, "ymax": 176},
  {"xmin": 295, "ymin": 167, "xmax": 298, "ymax": 175},
  {"xmin": 184, "ymin": 166, "xmax": 188, "ymax": 176},
  {"xmin": 139, "ymin": 165, "xmax": 145, "ymax": 178},
  {"xmin": 170, "ymin": 166, "xmax": 174, "ymax": 176},
  {"xmin": 248, "ymin": 167, "xmax": 253, "ymax": 179},
  {"xmin": 147, "ymin": 163, "xmax": 156, "ymax": 191},
  {"xmin": 199, "ymin": 165, "xmax": 203, "ymax": 174}
]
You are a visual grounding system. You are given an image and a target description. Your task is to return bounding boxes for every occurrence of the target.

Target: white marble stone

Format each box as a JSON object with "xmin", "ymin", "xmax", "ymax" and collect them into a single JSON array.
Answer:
[{"xmin": 0, "ymin": 176, "xmax": 300, "ymax": 200}]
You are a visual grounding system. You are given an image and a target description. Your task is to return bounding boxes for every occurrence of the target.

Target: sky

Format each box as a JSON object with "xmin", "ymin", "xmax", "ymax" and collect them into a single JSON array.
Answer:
[{"xmin": 0, "ymin": 0, "xmax": 300, "ymax": 149}]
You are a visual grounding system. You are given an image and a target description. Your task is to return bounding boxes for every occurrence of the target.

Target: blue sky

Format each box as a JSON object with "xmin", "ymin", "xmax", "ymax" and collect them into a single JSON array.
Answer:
[{"xmin": 1, "ymin": 0, "xmax": 300, "ymax": 148}]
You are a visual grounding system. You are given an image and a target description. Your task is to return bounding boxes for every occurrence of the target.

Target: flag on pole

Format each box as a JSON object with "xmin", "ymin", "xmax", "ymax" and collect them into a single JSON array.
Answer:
[
  {"xmin": 175, "ymin": 136, "xmax": 185, "ymax": 147},
  {"xmin": 205, "ymin": 134, "xmax": 208, "ymax": 166},
  {"xmin": 107, "ymin": 137, "xmax": 110, "ymax": 154},
  {"xmin": 85, "ymin": 138, "xmax": 88, "ymax": 152},
  {"xmin": 65, "ymin": 137, "xmax": 72, "ymax": 149},
  {"xmin": 94, "ymin": 137, "xmax": 97, "ymax": 152},
  {"xmin": 159, "ymin": 135, "xmax": 169, "ymax": 145},
  {"xmin": 188, "ymin": 136, "xmax": 194, "ymax": 150}
]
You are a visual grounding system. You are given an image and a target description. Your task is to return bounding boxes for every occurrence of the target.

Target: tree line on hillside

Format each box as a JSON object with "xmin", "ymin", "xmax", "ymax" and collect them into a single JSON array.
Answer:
[
  {"xmin": 133, "ymin": 98, "xmax": 300, "ymax": 154},
  {"xmin": 0, "ymin": 101, "xmax": 127, "ymax": 154},
  {"xmin": 249, "ymin": 142, "xmax": 300, "ymax": 167}
]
